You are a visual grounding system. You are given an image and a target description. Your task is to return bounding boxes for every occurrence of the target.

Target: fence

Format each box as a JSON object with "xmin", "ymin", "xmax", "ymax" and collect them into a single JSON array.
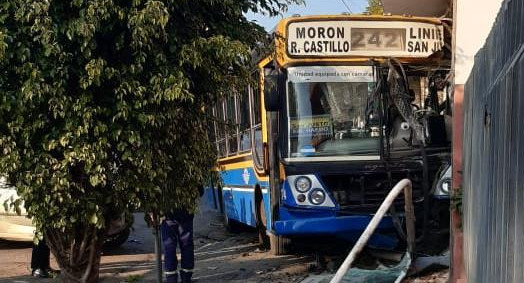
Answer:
[{"xmin": 462, "ymin": 0, "xmax": 524, "ymax": 282}]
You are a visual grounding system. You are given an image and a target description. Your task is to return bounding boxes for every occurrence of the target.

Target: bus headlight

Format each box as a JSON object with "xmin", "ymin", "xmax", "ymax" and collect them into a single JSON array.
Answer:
[
  {"xmin": 438, "ymin": 177, "xmax": 451, "ymax": 194},
  {"xmin": 286, "ymin": 175, "xmax": 335, "ymax": 208},
  {"xmin": 433, "ymin": 164, "xmax": 452, "ymax": 197},
  {"xmin": 309, "ymin": 189, "xmax": 326, "ymax": 205},
  {"xmin": 295, "ymin": 176, "xmax": 312, "ymax": 193}
]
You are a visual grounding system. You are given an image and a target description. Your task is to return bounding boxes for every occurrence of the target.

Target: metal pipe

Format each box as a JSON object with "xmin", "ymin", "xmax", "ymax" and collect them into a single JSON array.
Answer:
[
  {"xmin": 153, "ymin": 223, "xmax": 163, "ymax": 283},
  {"xmin": 330, "ymin": 179, "xmax": 415, "ymax": 283}
]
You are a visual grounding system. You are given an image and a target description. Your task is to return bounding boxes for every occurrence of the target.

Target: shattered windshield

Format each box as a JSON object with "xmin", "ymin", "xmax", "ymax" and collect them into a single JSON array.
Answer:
[{"xmin": 286, "ymin": 66, "xmax": 381, "ymax": 160}]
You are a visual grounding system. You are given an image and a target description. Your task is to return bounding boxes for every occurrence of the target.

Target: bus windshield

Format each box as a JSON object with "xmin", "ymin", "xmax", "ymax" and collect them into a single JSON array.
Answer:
[{"xmin": 286, "ymin": 66, "xmax": 381, "ymax": 161}]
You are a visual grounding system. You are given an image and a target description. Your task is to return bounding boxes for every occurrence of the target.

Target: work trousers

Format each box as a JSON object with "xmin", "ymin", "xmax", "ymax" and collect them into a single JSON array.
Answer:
[
  {"xmin": 161, "ymin": 211, "xmax": 195, "ymax": 283},
  {"xmin": 31, "ymin": 238, "xmax": 50, "ymax": 270}
]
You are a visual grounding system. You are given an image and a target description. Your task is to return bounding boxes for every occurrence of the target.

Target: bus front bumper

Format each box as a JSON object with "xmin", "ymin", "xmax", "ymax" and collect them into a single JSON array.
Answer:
[{"xmin": 273, "ymin": 214, "xmax": 398, "ymax": 249}]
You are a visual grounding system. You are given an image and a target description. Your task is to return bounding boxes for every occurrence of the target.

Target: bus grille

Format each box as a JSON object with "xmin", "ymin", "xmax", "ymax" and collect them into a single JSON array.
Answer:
[{"xmin": 321, "ymin": 172, "xmax": 424, "ymax": 212}]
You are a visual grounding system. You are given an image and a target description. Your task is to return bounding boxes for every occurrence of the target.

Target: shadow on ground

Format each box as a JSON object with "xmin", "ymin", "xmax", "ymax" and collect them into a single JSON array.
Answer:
[{"xmin": 0, "ymin": 239, "xmax": 33, "ymax": 250}]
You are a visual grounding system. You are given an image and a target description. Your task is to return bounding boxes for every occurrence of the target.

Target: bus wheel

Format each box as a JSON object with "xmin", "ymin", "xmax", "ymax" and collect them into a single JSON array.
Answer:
[
  {"xmin": 255, "ymin": 187, "xmax": 269, "ymax": 248},
  {"xmin": 269, "ymin": 233, "xmax": 291, "ymax": 256}
]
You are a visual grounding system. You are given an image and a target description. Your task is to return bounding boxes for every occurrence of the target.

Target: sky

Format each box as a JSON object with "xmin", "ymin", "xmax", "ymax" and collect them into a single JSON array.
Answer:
[{"xmin": 245, "ymin": 0, "xmax": 369, "ymax": 31}]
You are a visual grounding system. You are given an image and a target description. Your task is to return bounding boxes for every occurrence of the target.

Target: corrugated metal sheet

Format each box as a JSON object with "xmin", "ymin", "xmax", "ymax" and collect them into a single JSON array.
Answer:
[{"xmin": 462, "ymin": 0, "xmax": 524, "ymax": 282}]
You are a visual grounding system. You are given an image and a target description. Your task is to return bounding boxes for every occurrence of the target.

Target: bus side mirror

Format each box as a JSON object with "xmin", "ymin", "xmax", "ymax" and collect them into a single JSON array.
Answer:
[{"xmin": 264, "ymin": 73, "xmax": 285, "ymax": 112}]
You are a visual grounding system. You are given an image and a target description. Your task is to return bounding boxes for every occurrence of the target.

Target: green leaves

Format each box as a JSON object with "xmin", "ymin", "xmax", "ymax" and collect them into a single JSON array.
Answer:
[
  {"xmin": 366, "ymin": 0, "xmax": 384, "ymax": 15},
  {"xmin": 0, "ymin": 30, "xmax": 7, "ymax": 61},
  {"xmin": 81, "ymin": 58, "xmax": 107, "ymax": 89},
  {"xmin": 128, "ymin": 1, "xmax": 169, "ymax": 51},
  {"xmin": 89, "ymin": 213, "xmax": 98, "ymax": 225},
  {"xmin": 0, "ymin": 0, "xmax": 301, "ymax": 278}
]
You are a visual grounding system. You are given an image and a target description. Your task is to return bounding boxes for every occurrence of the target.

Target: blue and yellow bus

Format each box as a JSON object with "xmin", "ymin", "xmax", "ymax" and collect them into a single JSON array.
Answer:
[{"xmin": 206, "ymin": 14, "xmax": 452, "ymax": 255}]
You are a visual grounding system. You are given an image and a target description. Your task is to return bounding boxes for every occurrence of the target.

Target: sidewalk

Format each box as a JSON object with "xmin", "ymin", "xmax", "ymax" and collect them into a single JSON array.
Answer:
[{"xmin": 0, "ymin": 201, "xmax": 312, "ymax": 283}]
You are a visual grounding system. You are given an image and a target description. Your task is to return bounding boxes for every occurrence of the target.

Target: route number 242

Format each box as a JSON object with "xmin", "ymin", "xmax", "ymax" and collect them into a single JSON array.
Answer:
[{"xmin": 350, "ymin": 28, "xmax": 405, "ymax": 51}]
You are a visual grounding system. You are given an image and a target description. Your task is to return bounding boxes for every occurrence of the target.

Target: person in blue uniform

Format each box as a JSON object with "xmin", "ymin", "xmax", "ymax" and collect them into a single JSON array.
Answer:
[
  {"xmin": 161, "ymin": 210, "xmax": 195, "ymax": 283},
  {"xmin": 161, "ymin": 186, "xmax": 203, "ymax": 283}
]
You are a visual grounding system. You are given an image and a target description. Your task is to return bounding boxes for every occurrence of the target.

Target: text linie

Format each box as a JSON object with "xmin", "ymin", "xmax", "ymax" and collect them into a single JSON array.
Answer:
[{"xmin": 409, "ymin": 27, "xmax": 442, "ymax": 40}]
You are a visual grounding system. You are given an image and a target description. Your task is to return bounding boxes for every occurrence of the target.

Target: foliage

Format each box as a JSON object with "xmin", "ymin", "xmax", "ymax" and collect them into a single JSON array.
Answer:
[
  {"xmin": 366, "ymin": 0, "xmax": 384, "ymax": 15},
  {"xmin": 451, "ymin": 186, "xmax": 463, "ymax": 229},
  {"xmin": 0, "ymin": 0, "xmax": 301, "ymax": 281}
]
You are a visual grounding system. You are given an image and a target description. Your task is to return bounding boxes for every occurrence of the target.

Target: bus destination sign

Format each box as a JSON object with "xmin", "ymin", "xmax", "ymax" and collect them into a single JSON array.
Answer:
[{"xmin": 287, "ymin": 20, "xmax": 444, "ymax": 57}]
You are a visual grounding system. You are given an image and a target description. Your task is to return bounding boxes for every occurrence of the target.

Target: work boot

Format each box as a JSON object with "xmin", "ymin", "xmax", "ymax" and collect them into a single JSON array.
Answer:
[
  {"xmin": 165, "ymin": 272, "xmax": 178, "ymax": 283},
  {"xmin": 31, "ymin": 267, "xmax": 60, "ymax": 278},
  {"xmin": 180, "ymin": 270, "xmax": 192, "ymax": 283},
  {"xmin": 32, "ymin": 268, "xmax": 51, "ymax": 278}
]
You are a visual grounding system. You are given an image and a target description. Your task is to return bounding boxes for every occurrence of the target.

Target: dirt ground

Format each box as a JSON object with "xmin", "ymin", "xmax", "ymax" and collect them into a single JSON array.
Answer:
[
  {"xmin": 0, "ymin": 202, "xmax": 448, "ymax": 283},
  {"xmin": 0, "ymin": 202, "xmax": 315, "ymax": 283},
  {"xmin": 404, "ymin": 269, "xmax": 448, "ymax": 283}
]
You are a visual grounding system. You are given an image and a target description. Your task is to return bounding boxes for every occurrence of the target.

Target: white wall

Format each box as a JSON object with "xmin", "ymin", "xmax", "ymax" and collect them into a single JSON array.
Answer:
[{"xmin": 454, "ymin": 0, "xmax": 504, "ymax": 84}]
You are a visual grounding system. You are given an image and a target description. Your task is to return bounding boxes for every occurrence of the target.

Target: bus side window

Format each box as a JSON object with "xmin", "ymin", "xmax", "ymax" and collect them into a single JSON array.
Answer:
[
  {"xmin": 251, "ymin": 72, "xmax": 264, "ymax": 169},
  {"xmin": 226, "ymin": 95, "xmax": 238, "ymax": 155},
  {"xmin": 239, "ymin": 87, "xmax": 251, "ymax": 152},
  {"xmin": 216, "ymin": 101, "xmax": 227, "ymax": 157}
]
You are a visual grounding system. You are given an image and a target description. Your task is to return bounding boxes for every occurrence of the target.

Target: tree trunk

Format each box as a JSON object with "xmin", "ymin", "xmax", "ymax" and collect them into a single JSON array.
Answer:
[{"xmin": 45, "ymin": 225, "xmax": 106, "ymax": 283}]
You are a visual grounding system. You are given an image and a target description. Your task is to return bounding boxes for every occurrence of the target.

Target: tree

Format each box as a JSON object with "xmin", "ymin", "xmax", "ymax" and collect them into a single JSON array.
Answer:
[
  {"xmin": 0, "ymin": 0, "xmax": 301, "ymax": 281},
  {"xmin": 366, "ymin": 0, "xmax": 384, "ymax": 15}
]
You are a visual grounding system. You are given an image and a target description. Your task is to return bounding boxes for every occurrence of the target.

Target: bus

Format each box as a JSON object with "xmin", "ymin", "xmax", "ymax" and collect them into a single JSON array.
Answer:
[{"xmin": 206, "ymin": 14, "xmax": 452, "ymax": 255}]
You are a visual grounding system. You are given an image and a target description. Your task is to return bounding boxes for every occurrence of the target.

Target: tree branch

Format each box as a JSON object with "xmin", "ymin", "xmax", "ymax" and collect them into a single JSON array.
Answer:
[
  {"xmin": 76, "ymin": 225, "xmax": 91, "ymax": 265},
  {"xmin": 81, "ymin": 226, "xmax": 97, "ymax": 283}
]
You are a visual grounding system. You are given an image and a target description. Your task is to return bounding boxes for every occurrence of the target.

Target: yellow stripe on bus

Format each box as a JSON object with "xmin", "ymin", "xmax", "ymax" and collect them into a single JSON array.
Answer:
[
  {"xmin": 217, "ymin": 161, "xmax": 269, "ymax": 182},
  {"xmin": 217, "ymin": 152, "xmax": 252, "ymax": 163},
  {"xmin": 218, "ymin": 160, "xmax": 253, "ymax": 170}
]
